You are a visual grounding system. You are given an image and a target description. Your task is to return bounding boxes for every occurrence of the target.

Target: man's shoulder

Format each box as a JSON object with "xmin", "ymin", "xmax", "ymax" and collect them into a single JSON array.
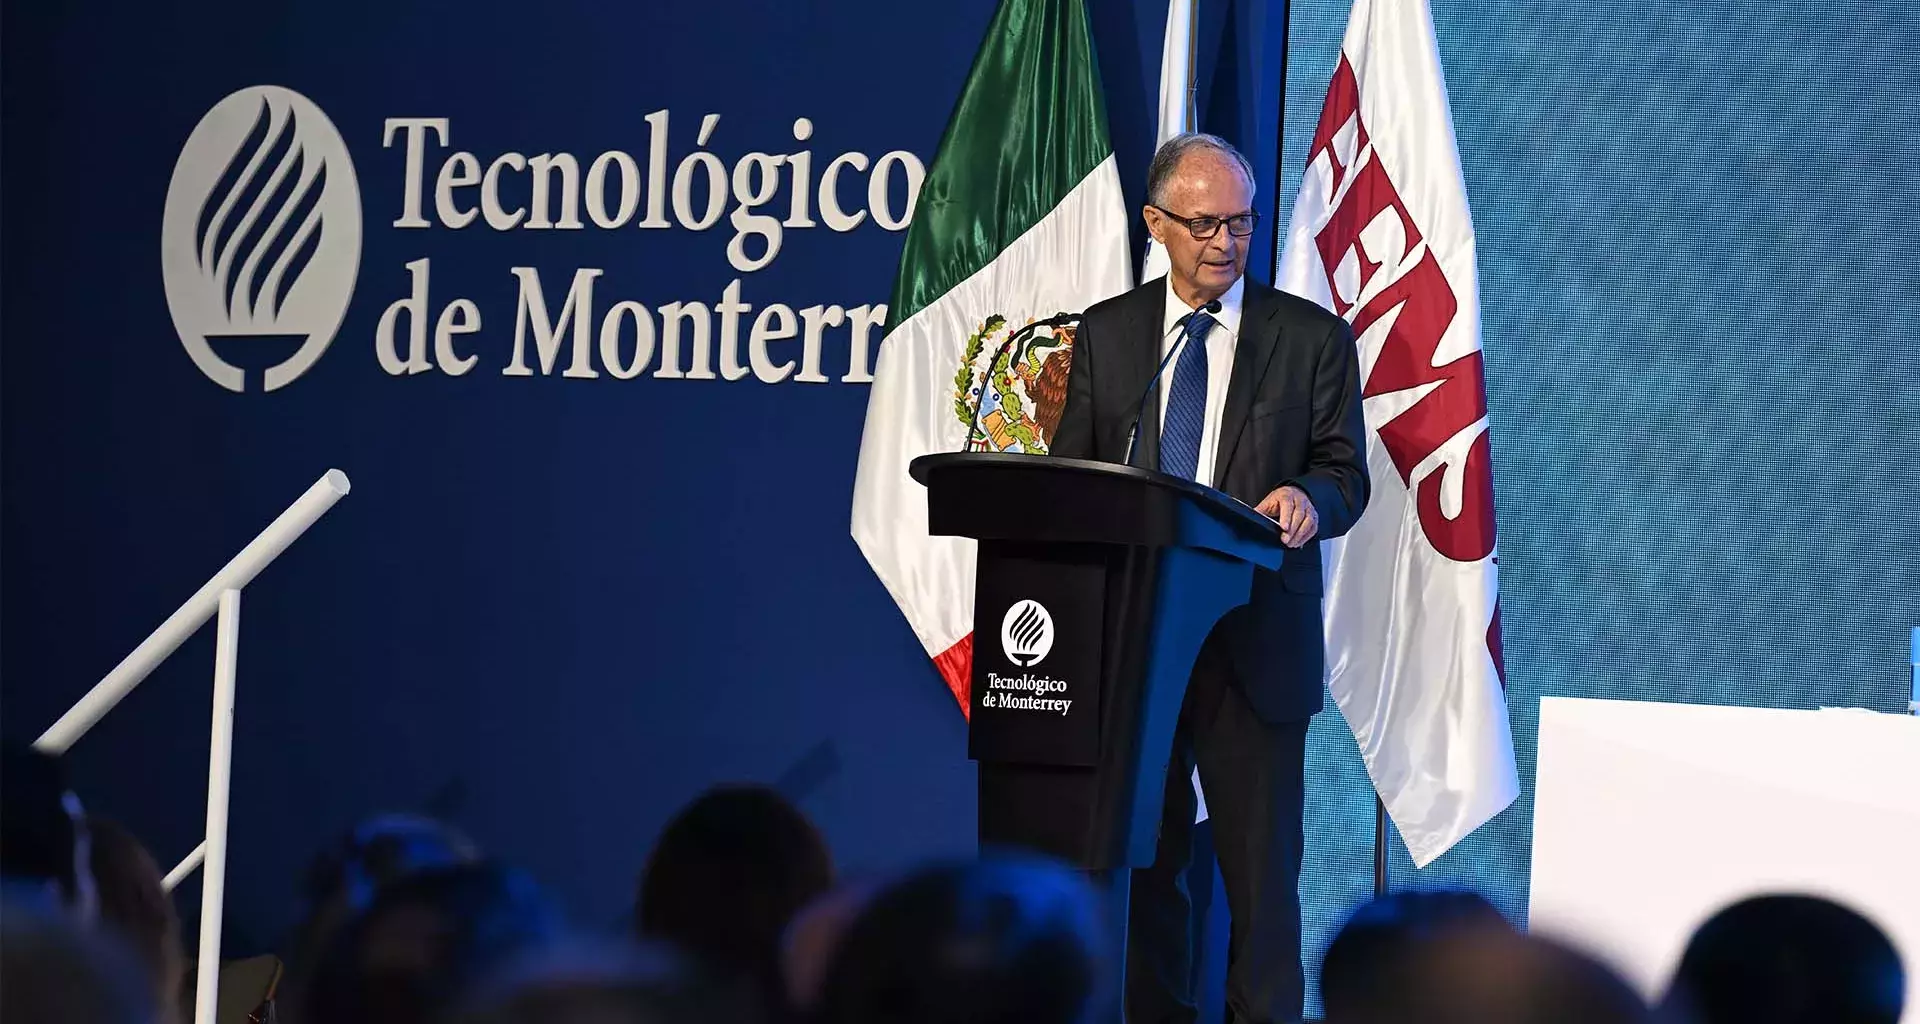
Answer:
[
  {"xmin": 1082, "ymin": 278, "xmax": 1161, "ymax": 325},
  {"xmin": 1247, "ymin": 279, "xmax": 1348, "ymax": 335}
]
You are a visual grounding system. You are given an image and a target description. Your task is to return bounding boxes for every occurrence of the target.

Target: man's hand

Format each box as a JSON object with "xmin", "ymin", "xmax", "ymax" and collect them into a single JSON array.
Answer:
[{"xmin": 1256, "ymin": 484, "xmax": 1318, "ymax": 548}]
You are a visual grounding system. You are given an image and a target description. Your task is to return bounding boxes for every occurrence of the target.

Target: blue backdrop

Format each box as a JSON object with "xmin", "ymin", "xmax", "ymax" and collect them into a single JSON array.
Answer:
[
  {"xmin": 4, "ymin": 0, "xmax": 1916, "ymax": 1018},
  {"xmin": 0, "ymin": 0, "xmax": 1281, "ymax": 957}
]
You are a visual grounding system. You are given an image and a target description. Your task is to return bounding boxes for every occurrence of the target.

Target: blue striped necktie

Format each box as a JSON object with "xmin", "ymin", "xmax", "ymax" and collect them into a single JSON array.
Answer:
[{"xmin": 1158, "ymin": 310, "xmax": 1214, "ymax": 481}]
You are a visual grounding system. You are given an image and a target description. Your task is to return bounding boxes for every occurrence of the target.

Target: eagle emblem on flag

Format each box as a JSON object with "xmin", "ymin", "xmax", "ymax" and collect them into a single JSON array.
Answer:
[{"xmin": 951, "ymin": 314, "xmax": 1076, "ymax": 454}]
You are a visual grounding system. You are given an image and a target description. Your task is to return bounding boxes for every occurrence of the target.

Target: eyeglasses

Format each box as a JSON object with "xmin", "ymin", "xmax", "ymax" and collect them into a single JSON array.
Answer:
[{"xmin": 1151, "ymin": 205, "xmax": 1260, "ymax": 240}]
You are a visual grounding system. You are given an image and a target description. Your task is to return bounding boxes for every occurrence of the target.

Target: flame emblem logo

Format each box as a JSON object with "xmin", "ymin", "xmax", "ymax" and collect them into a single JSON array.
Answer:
[
  {"xmin": 999, "ymin": 600, "xmax": 1055, "ymax": 668},
  {"xmin": 161, "ymin": 86, "xmax": 361, "ymax": 392}
]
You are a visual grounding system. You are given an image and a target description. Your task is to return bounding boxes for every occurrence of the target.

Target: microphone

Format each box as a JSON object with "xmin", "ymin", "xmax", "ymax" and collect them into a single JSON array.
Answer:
[
  {"xmin": 962, "ymin": 312, "xmax": 1081, "ymax": 452},
  {"xmin": 1124, "ymin": 299, "xmax": 1221, "ymax": 468}
]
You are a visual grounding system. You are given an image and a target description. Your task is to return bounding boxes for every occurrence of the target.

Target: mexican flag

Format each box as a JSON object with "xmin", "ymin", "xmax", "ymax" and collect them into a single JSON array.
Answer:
[{"xmin": 851, "ymin": 0, "xmax": 1132, "ymax": 708}]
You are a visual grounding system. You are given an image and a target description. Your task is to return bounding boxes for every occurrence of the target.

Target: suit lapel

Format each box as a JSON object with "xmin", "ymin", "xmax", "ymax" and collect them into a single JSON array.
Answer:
[
  {"xmin": 1128, "ymin": 281, "xmax": 1168, "ymax": 470},
  {"xmin": 1213, "ymin": 282, "xmax": 1281, "ymax": 485}
]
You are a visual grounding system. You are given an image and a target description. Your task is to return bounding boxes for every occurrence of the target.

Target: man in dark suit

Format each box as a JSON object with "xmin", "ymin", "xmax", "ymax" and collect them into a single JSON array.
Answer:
[{"xmin": 1049, "ymin": 133, "xmax": 1369, "ymax": 1024}]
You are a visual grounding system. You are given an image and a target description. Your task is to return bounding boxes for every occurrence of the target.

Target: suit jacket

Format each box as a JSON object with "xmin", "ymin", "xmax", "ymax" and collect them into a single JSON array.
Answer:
[{"xmin": 1049, "ymin": 276, "xmax": 1369, "ymax": 722}]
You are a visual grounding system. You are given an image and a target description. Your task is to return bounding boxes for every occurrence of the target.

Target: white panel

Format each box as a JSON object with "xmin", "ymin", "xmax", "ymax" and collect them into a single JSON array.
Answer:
[{"xmin": 1530, "ymin": 697, "xmax": 1920, "ymax": 1022}]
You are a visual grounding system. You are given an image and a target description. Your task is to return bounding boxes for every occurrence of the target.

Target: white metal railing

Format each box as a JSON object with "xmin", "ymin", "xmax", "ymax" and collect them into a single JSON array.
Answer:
[{"xmin": 35, "ymin": 470, "xmax": 351, "ymax": 1024}]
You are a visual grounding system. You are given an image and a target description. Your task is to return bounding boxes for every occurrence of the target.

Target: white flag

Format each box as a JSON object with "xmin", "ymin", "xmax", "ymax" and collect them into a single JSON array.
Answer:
[
  {"xmin": 1140, "ymin": 0, "xmax": 1195, "ymax": 284},
  {"xmin": 1277, "ymin": 0, "xmax": 1519, "ymax": 867}
]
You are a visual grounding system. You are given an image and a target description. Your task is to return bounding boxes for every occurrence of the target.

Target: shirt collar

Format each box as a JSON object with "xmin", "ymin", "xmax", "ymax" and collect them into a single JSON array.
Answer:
[{"xmin": 1161, "ymin": 273, "xmax": 1245, "ymax": 341}]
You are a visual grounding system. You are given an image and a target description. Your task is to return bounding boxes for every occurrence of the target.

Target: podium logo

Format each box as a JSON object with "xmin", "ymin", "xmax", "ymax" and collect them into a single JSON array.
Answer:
[
  {"xmin": 1000, "ymin": 600, "xmax": 1055, "ymax": 668},
  {"xmin": 162, "ymin": 86, "xmax": 362, "ymax": 392}
]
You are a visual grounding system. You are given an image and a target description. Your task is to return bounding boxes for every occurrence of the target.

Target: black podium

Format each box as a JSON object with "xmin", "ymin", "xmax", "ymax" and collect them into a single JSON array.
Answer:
[{"xmin": 911, "ymin": 452, "xmax": 1286, "ymax": 1003}]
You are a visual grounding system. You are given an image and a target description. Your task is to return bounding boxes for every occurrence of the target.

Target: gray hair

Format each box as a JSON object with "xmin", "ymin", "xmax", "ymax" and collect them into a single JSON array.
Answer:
[{"xmin": 1145, "ymin": 133, "xmax": 1256, "ymax": 207}]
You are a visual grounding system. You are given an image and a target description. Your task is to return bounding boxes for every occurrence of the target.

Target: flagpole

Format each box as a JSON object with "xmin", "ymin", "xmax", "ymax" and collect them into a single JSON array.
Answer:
[
  {"xmin": 1266, "ymin": 0, "xmax": 1294, "ymax": 291},
  {"xmin": 1185, "ymin": 0, "xmax": 1200, "ymax": 128},
  {"xmin": 1373, "ymin": 797, "xmax": 1389, "ymax": 895}
]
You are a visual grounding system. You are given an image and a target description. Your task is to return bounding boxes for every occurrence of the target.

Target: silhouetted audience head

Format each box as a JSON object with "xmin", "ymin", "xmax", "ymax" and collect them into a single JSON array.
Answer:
[
  {"xmin": 1, "ymin": 742, "xmax": 97, "ymax": 921},
  {"xmin": 86, "ymin": 817, "xmax": 185, "ymax": 1018},
  {"xmin": 812, "ymin": 856, "xmax": 1105, "ymax": 1024},
  {"xmin": 1328, "ymin": 926, "xmax": 1650, "ymax": 1024},
  {"xmin": 1, "ymin": 902, "xmax": 156, "ymax": 1024},
  {"xmin": 281, "ymin": 813, "xmax": 481, "ymax": 1017},
  {"xmin": 453, "ymin": 940, "xmax": 762, "ymax": 1024},
  {"xmin": 780, "ymin": 884, "xmax": 874, "ymax": 1013},
  {"xmin": 1321, "ymin": 888, "xmax": 1512, "ymax": 1021},
  {"xmin": 636, "ymin": 785, "xmax": 833, "ymax": 1008},
  {"xmin": 298, "ymin": 861, "xmax": 560, "ymax": 1024},
  {"xmin": 298, "ymin": 812, "xmax": 482, "ymax": 933},
  {"xmin": 1663, "ymin": 893, "xmax": 1905, "ymax": 1024}
]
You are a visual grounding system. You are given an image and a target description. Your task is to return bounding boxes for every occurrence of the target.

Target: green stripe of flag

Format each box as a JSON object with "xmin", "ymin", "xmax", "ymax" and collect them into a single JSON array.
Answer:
[{"xmin": 885, "ymin": 0, "xmax": 1116, "ymax": 331}]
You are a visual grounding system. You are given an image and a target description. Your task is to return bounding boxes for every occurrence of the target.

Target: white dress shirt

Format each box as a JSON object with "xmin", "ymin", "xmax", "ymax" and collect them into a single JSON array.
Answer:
[{"xmin": 1156, "ymin": 274, "xmax": 1244, "ymax": 488}]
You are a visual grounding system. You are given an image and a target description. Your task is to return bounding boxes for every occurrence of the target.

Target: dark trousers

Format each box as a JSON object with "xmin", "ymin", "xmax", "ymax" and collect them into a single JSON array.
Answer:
[{"xmin": 1125, "ymin": 639, "xmax": 1309, "ymax": 1024}]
